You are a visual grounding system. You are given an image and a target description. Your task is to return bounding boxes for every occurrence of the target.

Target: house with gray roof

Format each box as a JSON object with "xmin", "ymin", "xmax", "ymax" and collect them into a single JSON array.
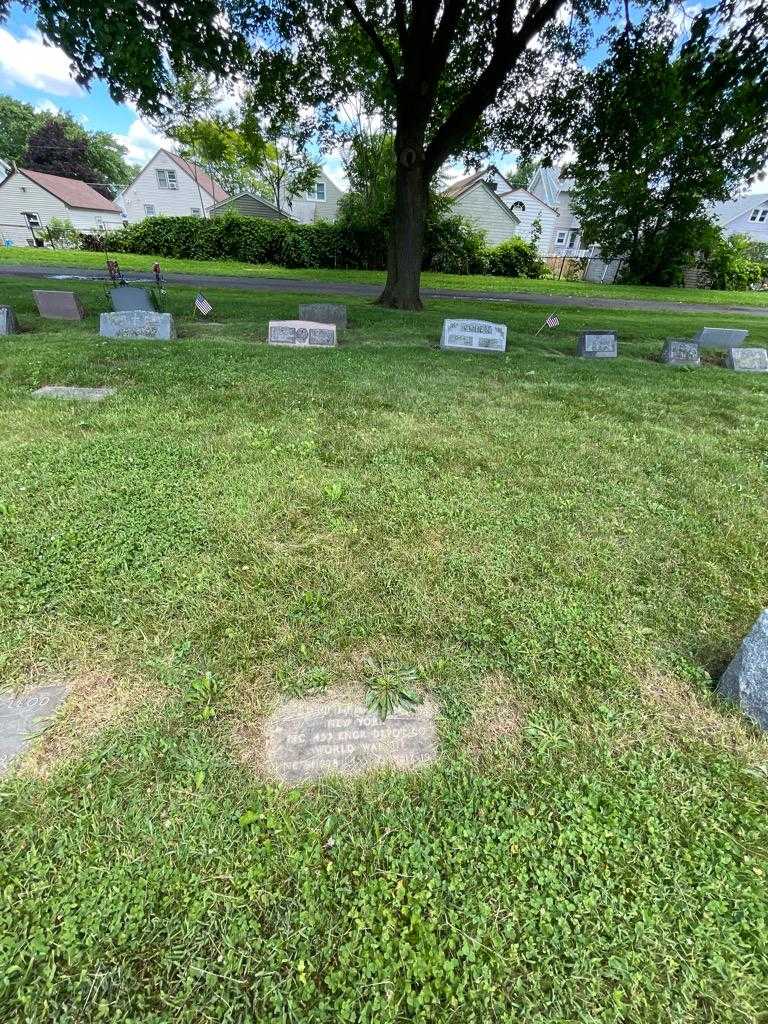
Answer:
[
  {"xmin": 443, "ymin": 167, "xmax": 520, "ymax": 246},
  {"xmin": 711, "ymin": 193, "xmax": 768, "ymax": 244},
  {"xmin": 528, "ymin": 165, "xmax": 585, "ymax": 255},
  {"xmin": 209, "ymin": 191, "xmax": 293, "ymax": 222}
]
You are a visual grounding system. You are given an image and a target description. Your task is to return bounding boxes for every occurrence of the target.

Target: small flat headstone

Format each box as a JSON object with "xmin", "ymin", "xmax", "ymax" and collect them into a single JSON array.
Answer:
[
  {"xmin": 660, "ymin": 339, "xmax": 700, "ymax": 366},
  {"xmin": 32, "ymin": 385, "xmax": 115, "ymax": 401},
  {"xmin": 576, "ymin": 331, "xmax": 618, "ymax": 358},
  {"xmin": 268, "ymin": 320, "xmax": 337, "ymax": 348},
  {"xmin": 100, "ymin": 311, "xmax": 176, "ymax": 341},
  {"xmin": 693, "ymin": 327, "xmax": 748, "ymax": 349},
  {"xmin": 298, "ymin": 303, "xmax": 347, "ymax": 330},
  {"xmin": 265, "ymin": 699, "xmax": 437, "ymax": 783},
  {"xmin": 440, "ymin": 319, "xmax": 507, "ymax": 354},
  {"xmin": 725, "ymin": 347, "xmax": 768, "ymax": 373},
  {"xmin": 33, "ymin": 290, "xmax": 85, "ymax": 321},
  {"xmin": 0, "ymin": 684, "xmax": 69, "ymax": 776},
  {"xmin": 109, "ymin": 287, "xmax": 156, "ymax": 313},
  {"xmin": 718, "ymin": 609, "xmax": 768, "ymax": 730},
  {"xmin": 0, "ymin": 305, "xmax": 19, "ymax": 335}
]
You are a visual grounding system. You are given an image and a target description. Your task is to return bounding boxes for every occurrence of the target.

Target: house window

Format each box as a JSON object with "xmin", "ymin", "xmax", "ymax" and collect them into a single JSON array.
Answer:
[
  {"xmin": 190, "ymin": 207, "xmax": 201, "ymax": 217},
  {"xmin": 749, "ymin": 208, "xmax": 768, "ymax": 223},
  {"xmin": 511, "ymin": 201, "xmax": 526, "ymax": 213},
  {"xmin": 567, "ymin": 230, "xmax": 579, "ymax": 249},
  {"xmin": 313, "ymin": 181, "xmax": 326, "ymax": 201},
  {"xmin": 144, "ymin": 204, "xmax": 156, "ymax": 216},
  {"xmin": 156, "ymin": 169, "xmax": 178, "ymax": 189},
  {"xmin": 95, "ymin": 217, "xmax": 105, "ymax": 230},
  {"xmin": 555, "ymin": 230, "xmax": 567, "ymax": 245},
  {"xmin": 23, "ymin": 212, "xmax": 41, "ymax": 229}
]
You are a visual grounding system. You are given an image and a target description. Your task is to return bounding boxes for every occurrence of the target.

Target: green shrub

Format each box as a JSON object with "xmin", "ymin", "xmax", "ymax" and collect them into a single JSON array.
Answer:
[
  {"xmin": 486, "ymin": 237, "xmax": 548, "ymax": 278},
  {"xmin": 699, "ymin": 232, "xmax": 764, "ymax": 291},
  {"xmin": 426, "ymin": 213, "xmax": 488, "ymax": 274}
]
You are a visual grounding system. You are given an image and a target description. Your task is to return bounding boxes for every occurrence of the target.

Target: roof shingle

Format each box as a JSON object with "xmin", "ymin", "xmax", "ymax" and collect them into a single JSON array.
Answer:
[{"xmin": 18, "ymin": 168, "xmax": 121, "ymax": 212}]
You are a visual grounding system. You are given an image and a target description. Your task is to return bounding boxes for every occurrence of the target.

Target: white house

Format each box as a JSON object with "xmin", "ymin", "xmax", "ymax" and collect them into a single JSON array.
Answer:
[
  {"xmin": 117, "ymin": 149, "xmax": 229, "ymax": 223},
  {"xmin": 282, "ymin": 169, "xmax": 345, "ymax": 224},
  {"xmin": 711, "ymin": 193, "xmax": 768, "ymax": 244},
  {"xmin": 0, "ymin": 166, "xmax": 123, "ymax": 246},
  {"xmin": 443, "ymin": 167, "xmax": 520, "ymax": 246},
  {"xmin": 528, "ymin": 165, "xmax": 585, "ymax": 255},
  {"xmin": 497, "ymin": 187, "xmax": 558, "ymax": 255}
]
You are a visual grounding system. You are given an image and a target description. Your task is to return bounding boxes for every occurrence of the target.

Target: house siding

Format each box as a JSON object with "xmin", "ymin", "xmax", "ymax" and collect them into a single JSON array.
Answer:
[
  {"xmin": 452, "ymin": 186, "xmax": 518, "ymax": 246},
  {"xmin": 500, "ymin": 189, "xmax": 557, "ymax": 255},
  {"xmin": 118, "ymin": 151, "xmax": 217, "ymax": 224},
  {"xmin": 722, "ymin": 201, "xmax": 768, "ymax": 243},
  {"xmin": 284, "ymin": 171, "xmax": 345, "ymax": 224},
  {"xmin": 211, "ymin": 195, "xmax": 290, "ymax": 222},
  {"xmin": 0, "ymin": 172, "xmax": 123, "ymax": 245}
]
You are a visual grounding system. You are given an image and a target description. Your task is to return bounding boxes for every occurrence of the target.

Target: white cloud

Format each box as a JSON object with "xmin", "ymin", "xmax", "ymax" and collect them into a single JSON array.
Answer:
[
  {"xmin": 33, "ymin": 99, "xmax": 61, "ymax": 116},
  {"xmin": 114, "ymin": 118, "xmax": 173, "ymax": 165},
  {"xmin": 0, "ymin": 26, "xmax": 83, "ymax": 97}
]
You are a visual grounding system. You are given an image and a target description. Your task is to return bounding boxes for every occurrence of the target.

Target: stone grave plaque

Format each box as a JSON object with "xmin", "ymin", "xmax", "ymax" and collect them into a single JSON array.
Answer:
[
  {"xmin": 100, "ymin": 311, "xmax": 176, "ymax": 341},
  {"xmin": 718, "ymin": 609, "xmax": 768, "ymax": 730},
  {"xmin": 440, "ymin": 319, "xmax": 507, "ymax": 354},
  {"xmin": 32, "ymin": 385, "xmax": 115, "ymax": 401},
  {"xmin": 0, "ymin": 306, "xmax": 19, "ymax": 335},
  {"xmin": 0, "ymin": 684, "xmax": 68, "ymax": 776},
  {"xmin": 298, "ymin": 303, "xmax": 347, "ymax": 330},
  {"xmin": 577, "ymin": 331, "xmax": 618, "ymax": 358},
  {"xmin": 268, "ymin": 320, "xmax": 337, "ymax": 348},
  {"xmin": 725, "ymin": 347, "xmax": 768, "ymax": 373},
  {"xmin": 265, "ymin": 699, "xmax": 438, "ymax": 783},
  {"xmin": 693, "ymin": 327, "xmax": 748, "ymax": 349},
  {"xmin": 109, "ymin": 287, "xmax": 156, "ymax": 313},
  {"xmin": 660, "ymin": 338, "xmax": 700, "ymax": 366},
  {"xmin": 33, "ymin": 290, "xmax": 85, "ymax": 321}
]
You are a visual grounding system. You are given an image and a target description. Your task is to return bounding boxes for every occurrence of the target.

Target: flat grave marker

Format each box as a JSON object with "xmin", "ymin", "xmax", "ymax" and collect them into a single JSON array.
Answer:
[
  {"xmin": 717, "ymin": 609, "xmax": 768, "ymax": 730},
  {"xmin": 265, "ymin": 699, "xmax": 437, "ymax": 783},
  {"xmin": 32, "ymin": 385, "xmax": 115, "ymax": 401},
  {"xmin": 298, "ymin": 303, "xmax": 347, "ymax": 330},
  {"xmin": 0, "ymin": 684, "xmax": 68, "ymax": 777},
  {"xmin": 100, "ymin": 311, "xmax": 176, "ymax": 341},
  {"xmin": 693, "ymin": 327, "xmax": 748, "ymax": 349},
  {"xmin": 109, "ymin": 287, "xmax": 156, "ymax": 313},
  {"xmin": 440, "ymin": 319, "xmax": 507, "ymax": 354},
  {"xmin": 0, "ymin": 305, "xmax": 19, "ymax": 335},
  {"xmin": 268, "ymin": 320, "xmax": 338, "ymax": 348},
  {"xmin": 577, "ymin": 331, "xmax": 618, "ymax": 358},
  {"xmin": 33, "ymin": 290, "xmax": 85, "ymax": 321},
  {"xmin": 725, "ymin": 347, "xmax": 768, "ymax": 373},
  {"xmin": 660, "ymin": 339, "xmax": 700, "ymax": 366}
]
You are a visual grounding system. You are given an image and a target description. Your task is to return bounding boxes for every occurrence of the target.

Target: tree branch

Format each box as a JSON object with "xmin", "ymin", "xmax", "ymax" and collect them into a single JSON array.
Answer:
[{"xmin": 342, "ymin": 0, "xmax": 400, "ymax": 86}]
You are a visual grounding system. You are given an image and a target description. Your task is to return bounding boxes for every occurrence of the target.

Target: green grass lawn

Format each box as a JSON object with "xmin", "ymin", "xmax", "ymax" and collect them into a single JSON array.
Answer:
[
  {"xmin": 1, "ymin": 277, "xmax": 767, "ymax": 1022},
  {"xmin": 2, "ymin": 242, "xmax": 768, "ymax": 307}
]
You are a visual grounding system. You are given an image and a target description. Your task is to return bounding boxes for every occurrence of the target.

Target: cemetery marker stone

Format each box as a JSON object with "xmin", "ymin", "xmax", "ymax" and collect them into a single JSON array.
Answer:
[
  {"xmin": 693, "ymin": 327, "xmax": 748, "ymax": 348},
  {"xmin": 717, "ymin": 609, "xmax": 768, "ymax": 730},
  {"xmin": 0, "ymin": 306, "xmax": 19, "ymax": 335},
  {"xmin": 440, "ymin": 319, "xmax": 507, "ymax": 353},
  {"xmin": 100, "ymin": 311, "xmax": 176, "ymax": 340},
  {"xmin": 660, "ymin": 339, "xmax": 701, "ymax": 366},
  {"xmin": 32, "ymin": 385, "xmax": 115, "ymax": 401},
  {"xmin": 33, "ymin": 290, "xmax": 85, "ymax": 320},
  {"xmin": 577, "ymin": 331, "xmax": 618, "ymax": 358},
  {"xmin": 265, "ymin": 699, "xmax": 438, "ymax": 783},
  {"xmin": 268, "ymin": 320, "xmax": 337, "ymax": 348},
  {"xmin": 298, "ymin": 303, "xmax": 347, "ymax": 330},
  {"xmin": 109, "ymin": 287, "xmax": 156, "ymax": 313},
  {"xmin": 0, "ymin": 684, "xmax": 68, "ymax": 776},
  {"xmin": 725, "ymin": 347, "xmax": 768, "ymax": 373}
]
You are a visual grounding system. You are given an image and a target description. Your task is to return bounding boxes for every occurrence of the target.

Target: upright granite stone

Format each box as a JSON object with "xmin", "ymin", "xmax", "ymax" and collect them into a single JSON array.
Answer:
[
  {"xmin": 440, "ymin": 319, "xmax": 507, "ymax": 354},
  {"xmin": 0, "ymin": 305, "xmax": 19, "ymax": 335},
  {"xmin": 693, "ymin": 327, "xmax": 748, "ymax": 349},
  {"xmin": 577, "ymin": 331, "xmax": 618, "ymax": 358},
  {"xmin": 660, "ymin": 338, "xmax": 701, "ymax": 366},
  {"xmin": 109, "ymin": 287, "xmax": 156, "ymax": 313},
  {"xmin": 32, "ymin": 385, "xmax": 115, "ymax": 401},
  {"xmin": 298, "ymin": 303, "xmax": 347, "ymax": 330},
  {"xmin": 100, "ymin": 311, "xmax": 176, "ymax": 341},
  {"xmin": 718, "ymin": 610, "xmax": 768, "ymax": 730},
  {"xmin": 725, "ymin": 347, "xmax": 768, "ymax": 373},
  {"xmin": 268, "ymin": 320, "xmax": 337, "ymax": 347},
  {"xmin": 265, "ymin": 699, "xmax": 437, "ymax": 783},
  {"xmin": 0, "ymin": 684, "xmax": 69, "ymax": 776},
  {"xmin": 33, "ymin": 290, "xmax": 85, "ymax": 320}
]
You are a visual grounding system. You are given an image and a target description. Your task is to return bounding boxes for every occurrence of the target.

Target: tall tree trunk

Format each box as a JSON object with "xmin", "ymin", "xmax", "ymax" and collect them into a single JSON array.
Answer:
[{"xmin": 377, "ymin": 146, "xmax": 429, "ymax": 311}]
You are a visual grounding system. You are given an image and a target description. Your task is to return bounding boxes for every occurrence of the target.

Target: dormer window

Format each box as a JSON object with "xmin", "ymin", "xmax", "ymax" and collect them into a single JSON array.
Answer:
[{"xmin": 749, "ymin": 208, "xmax": 768, "ymax": 223}]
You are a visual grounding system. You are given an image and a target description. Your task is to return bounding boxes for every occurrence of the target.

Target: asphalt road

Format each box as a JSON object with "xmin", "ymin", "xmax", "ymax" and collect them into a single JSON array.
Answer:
[{"xmin": 2, "ymin": 263, "xmax": 767, "ymax": 317}]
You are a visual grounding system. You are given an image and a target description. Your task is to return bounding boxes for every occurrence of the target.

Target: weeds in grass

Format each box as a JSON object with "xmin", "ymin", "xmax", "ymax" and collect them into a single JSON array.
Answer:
[{"xmin": 365, "ymin": 662, "xmax": 422, "ymax": 720}]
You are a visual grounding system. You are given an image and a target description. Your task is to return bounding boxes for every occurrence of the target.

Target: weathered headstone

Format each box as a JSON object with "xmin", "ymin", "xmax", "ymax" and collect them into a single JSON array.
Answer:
[
  {"xmin": 660, "ymin": 338, "xmax": 701, "ymax": 366},
  {"xmin": 298, "ymin": 303, "xmax": 347, "ymax": 330},
  {"xmin": 32, "ymin": 385, "xmax": 115, "ymax": 401},
  {"xmin": 440, "ymin": 319, "xmax": 507, "ymax": 354},
  {"xmin": 576, "ymin": 331, "xmax": 618, "ymax": 358},
  {"xmin": 33, "ymin": 290, "xmax": 85, "ymax": 321},
  {"xmin": 717, "ymin": 610, "xmax": 768, "ymax": 730},
  {"xmin": 100, "ymin": 311, "xmax": 176, "ymax": 341},
  {"xmin": 725, "ymin": 347, "xmax": 768, "ymax": 373},
  {"xmin": 109, "ymin": 287, "xmax": 156, "ymax": 313},
  {"xmin": 265, "ymin": 699, "xmax": 437, "ymax": 783},
  {"xmin": 0, "ymin": 684, "xmax": 68, "ymax": 776},
  {"xmin": 0, "ymin": 305, "xmax": 19, "ymax": 335},
  {"xmin": 268, "ymin": 320, "xmax": 337, "ymax": 348},
  {"xmin": 693, "ymin": 327, "xmax": 748, "ymax": 349}
]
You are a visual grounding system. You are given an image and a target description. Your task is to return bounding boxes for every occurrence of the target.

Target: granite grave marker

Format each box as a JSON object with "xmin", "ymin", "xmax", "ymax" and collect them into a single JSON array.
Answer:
[
  {"xmin": 100, "ymin": 311, "xmax": 176, "ymax": 341},
  {"xmin": 0, "ymin": 305, "xmax": 19, "ymax": 335},
  {"xmin": 577, "ymin": 331, "xmax": 618, "ymax": 358},
  {"xmin": 0, "ymin": 684, "xmax": 68, "ymax": 776},
  {"xmin": 693, "ymin": 327, "xmax": 748, "ymax": 349},
  {"xmin": 660, "ymin": 338, "xmax": 701, "ymax": 366},
  {"xmin": 268, "ymin": 320, "xmax": 338, "ymax": 348},
  {"xmin": 717, "ymin": 609, "xmax": 768, "ymax": 730},
  {"xmin": 298, "ymin": 303, "xmax": 347, "ymax": 330},
  {"xmin": 33, "ymin": 290, "xmax": 85, "ymax": 321},
  {"xmin": 440, "ymin": 319, "xmax": 507, "ymax": 354},
  {"xmin": 32, "ymin": 385, "xmax": 115, "ymax": 401},
  {"xmin": 109, "ymin": 287, "xmax": 156, "ymax": 313},
  {"xmin": 725, "ymin": 347, "xmax": 768, "ymax": 373}
]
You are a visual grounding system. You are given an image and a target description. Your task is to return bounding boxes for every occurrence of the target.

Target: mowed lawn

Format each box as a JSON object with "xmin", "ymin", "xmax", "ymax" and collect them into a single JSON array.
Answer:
[{"xmin": 1, "ymin": 277, "xmax": 767, "ymax": 1023}]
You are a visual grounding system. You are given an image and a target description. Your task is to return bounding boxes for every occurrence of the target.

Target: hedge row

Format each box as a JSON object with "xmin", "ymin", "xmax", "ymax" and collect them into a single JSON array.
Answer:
[{"xmin": 106, "ymin": 211, "xmax": 548, "ymax": 279}]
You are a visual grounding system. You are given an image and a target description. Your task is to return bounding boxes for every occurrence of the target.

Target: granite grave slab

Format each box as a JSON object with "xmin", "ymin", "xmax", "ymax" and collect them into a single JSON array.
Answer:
[
  {"xmin": 109, "ymin": 287, "xmax": 156, "ymax": 313},
  {"xmin": 693, "ymin": 327, "xmax": 748, "ymax": 349},
  {"xmin": 725, "ymin": 347, "xmax": 768, "ymax": 373},
  {"xmin": 440, "ymin": 319, "xmax": 507, "ymax": 353},
  {"xmin": 298, "ymin": 303, "xmax": 347, "ymax": 330},
  {"xmin": 1, "ymin": 305, "xmax": 19, "ymax": 335},
  {"xmin": 577, "ymin": 331, "xmax": 618, "ymax": 358},
  {"xmin": 0, "ymin": 684, "xmax": 68, "ymax": 776},
  {"xmin": 32, "ymin": 385, "xmax": 115, "ymax": 401},
  {"xmin": 268, "ymin": 320, "xmax": 338, "ymax": 347},
  {"xmin": 660, "ymin": 339, "xmax": 701, "ymax": 366},
  {"xmin": 265, "ymin": 699, "xmax": 437, "ymax": 783},
  {"xmin": 100, "ymin": 311, "xmax": 176, "ymax": 340},
  {"xmin": 33, "ymin": 290, "xmax": 85, "ymax": 321},
  {"xmin": 717, "ymin": 609, "xmax": 768, "ymax": 730}
]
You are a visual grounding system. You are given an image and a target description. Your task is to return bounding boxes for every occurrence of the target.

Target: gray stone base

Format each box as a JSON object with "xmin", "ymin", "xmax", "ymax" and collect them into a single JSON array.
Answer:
[
  {"xmin": 661, "ymin": 339, "xmax": 700, "ymax": 366},
  {"xmin": 718, "ymin": 610, "xmax": 768, "ymax": 730},
  {"xmin": 32, "ymin": 386, "xmax": 115, "ymax": 401},
  {"xmin": 577, "ymin": 331, "xmax": 618, "ymax": 358},
  {"xmin": 268, "ymin": 320, "xmax": 337, "ymax": 347},
  {"xmin": 0, "ymin": 684, "xmax": 69, "ymax": 776},
  {"xmin": 725, "ymin": 347, "xmax": 768, "ymax": 373},
  {"xmin": 0, "ymin": 305, "xmax": 19, "ymax": 335},
  {"xmin": 298, "ymin": 303, "xmax": 347, "ymax": 330},
  {"xmin": 100, "ymin": 311, "xmax": 176, "ymax": 340}
]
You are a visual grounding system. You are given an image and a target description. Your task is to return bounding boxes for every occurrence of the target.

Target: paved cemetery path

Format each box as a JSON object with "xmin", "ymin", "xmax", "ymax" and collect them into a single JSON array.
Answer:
[{"xmin": 2, "ymin": 263, "xmax": 768, "ymax": 317}]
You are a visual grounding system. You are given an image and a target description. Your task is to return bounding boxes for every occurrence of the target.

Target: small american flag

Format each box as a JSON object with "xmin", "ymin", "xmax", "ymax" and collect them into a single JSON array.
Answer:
[
  {"xmin": 545, "ymin": 313, "xmax": 560, "ymax": 328},
  {"xmin": 195, "ymin": 293, "xmax": 213, "ymax": 316}
]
